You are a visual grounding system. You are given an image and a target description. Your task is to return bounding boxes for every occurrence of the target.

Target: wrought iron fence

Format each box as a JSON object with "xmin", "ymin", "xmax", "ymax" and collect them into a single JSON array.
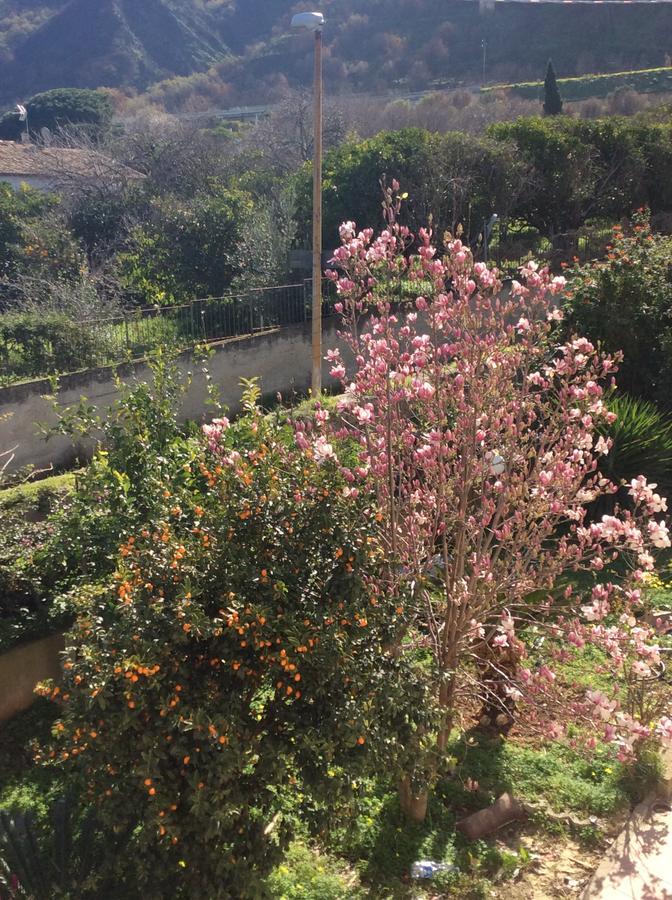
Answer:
[
  {"xmin": 86, "ymin": 282, "xmax": 314, "ymax": 363},
  {"xmin": 490, "ymin": 228, "xmax": 609, "ymax": 274},
  {"xmin": 0, "ymin": 280, "xmax": 338, "ymax": 384}
]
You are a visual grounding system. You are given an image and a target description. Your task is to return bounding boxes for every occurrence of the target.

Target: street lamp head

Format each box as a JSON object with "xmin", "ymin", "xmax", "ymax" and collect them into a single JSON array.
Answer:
[{"xmin": 291, "ymin": 11, "xmax": 325, "ymax": 31}]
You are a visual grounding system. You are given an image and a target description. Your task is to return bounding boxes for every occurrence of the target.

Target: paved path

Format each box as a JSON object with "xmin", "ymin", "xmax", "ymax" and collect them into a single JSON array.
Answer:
[{"xmin": 582, "ymin": 797, "xmax": 672, "ymax": 900}]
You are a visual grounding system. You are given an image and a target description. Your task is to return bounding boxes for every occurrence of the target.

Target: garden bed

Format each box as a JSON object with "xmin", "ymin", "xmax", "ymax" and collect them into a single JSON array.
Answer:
[
  {"xmin": 0, "ymin": 473, "xmax": 75, "ymax": 654},
  {"xmin": 0, "ymin": 682, "xmax": 659, "ymax": 899}
]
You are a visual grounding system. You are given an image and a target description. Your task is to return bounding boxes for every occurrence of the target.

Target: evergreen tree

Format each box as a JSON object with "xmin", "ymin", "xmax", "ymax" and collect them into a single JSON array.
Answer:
[{"xmin": 543, "ymin": 59, "xmax": 564, "ymax": 116}]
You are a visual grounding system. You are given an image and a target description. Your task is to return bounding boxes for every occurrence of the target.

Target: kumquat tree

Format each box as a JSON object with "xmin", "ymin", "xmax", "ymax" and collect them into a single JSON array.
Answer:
[
  {"xmin": 315, "ymin": 183, "xmax": 671, "ymax": 821},
  {"xmin": 37, "ymin": 377, "xmax": 430, "ymax": 899}
]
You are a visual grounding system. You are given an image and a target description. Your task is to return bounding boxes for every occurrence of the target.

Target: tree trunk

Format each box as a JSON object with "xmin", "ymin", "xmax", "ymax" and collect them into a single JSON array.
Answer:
[
  {"xmin": 437, "ymin": 674, "xmax": 455, "ymax": 752},
  {"xmin": 399, "ymin": 776, "xmax": 429, "ymax": 823},
  {"xmin": 474, "ymin": 637, "xmax": 521, "ymax": 736}
]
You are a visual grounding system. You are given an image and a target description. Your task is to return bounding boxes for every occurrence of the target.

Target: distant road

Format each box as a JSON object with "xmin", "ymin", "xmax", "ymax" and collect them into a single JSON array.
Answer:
[
  {"xmin": 174, "ymin": 85, "xmax": 488, "ymax": 124},
  {"xmin": 171, "ymin": 0, "xmax": 672, "ymax": 124},
  {"xmin": 177, "ymin": 105, "xmax": 270, "ymax": 123}
]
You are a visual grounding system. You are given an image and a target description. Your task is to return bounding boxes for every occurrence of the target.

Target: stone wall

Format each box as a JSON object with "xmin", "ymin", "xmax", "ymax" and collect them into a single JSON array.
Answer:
[
  {"xmin": 0, "ymin": 633, "xmax": 64, "ymax": 722},
  {"xmin": 0, "ymin": 318, "xmax": 341, "ymax": 475}
]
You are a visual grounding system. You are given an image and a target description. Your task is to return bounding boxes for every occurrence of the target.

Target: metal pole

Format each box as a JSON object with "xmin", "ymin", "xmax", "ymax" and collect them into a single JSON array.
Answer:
[
  {"xmin": 311, "ymin": 27, "xmax": 323, "ymax": 396},
  {"xmin": 482, "ymin": 39, "xmax": 487, "ymax": 86}
]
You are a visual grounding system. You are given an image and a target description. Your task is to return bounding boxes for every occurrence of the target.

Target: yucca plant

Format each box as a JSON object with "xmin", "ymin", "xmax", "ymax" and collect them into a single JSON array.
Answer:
[{"xmin": 595, "ymin": 393, "xmax": 672, "ymax": 514}]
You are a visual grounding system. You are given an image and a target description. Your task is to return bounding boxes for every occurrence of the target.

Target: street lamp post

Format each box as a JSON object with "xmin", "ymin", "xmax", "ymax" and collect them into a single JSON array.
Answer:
[
  {"xmin": 291, "ymin": 11, "xmax": 325, "ymax": 396},
  {"xmin": 483, "ymin": 213, "xmax": 499, "ymax": 262}
]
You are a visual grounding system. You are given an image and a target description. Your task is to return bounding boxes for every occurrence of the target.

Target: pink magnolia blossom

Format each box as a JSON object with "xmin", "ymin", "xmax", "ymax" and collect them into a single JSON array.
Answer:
[
  {"xmin": 657, "ymin": 718, "xmax": 672, "ymax": 745},
  {"xmin": 306, "ymin": 193, "xmax": 670, "ymax": 765}
]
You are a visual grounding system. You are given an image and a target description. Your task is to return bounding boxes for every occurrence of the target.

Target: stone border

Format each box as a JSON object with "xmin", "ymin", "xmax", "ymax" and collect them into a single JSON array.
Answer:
[{"xmin": 0, "ymin": 632, "xmax": 64, "ymax": 722}]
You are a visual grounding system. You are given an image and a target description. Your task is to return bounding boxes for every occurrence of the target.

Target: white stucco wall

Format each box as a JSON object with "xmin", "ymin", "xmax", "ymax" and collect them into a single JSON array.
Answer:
[{"xmin": 0, "ymin": 318, "xmax": 344, "ymax": 475}]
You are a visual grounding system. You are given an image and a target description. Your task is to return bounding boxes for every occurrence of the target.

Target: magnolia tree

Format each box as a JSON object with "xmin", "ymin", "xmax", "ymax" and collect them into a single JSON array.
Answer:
[{"xmin": 303, "ymin": 185, "xmax": 671, "ymax": 820}]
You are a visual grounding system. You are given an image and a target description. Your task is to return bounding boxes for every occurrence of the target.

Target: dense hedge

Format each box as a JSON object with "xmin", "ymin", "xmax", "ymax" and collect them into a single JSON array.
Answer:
[
  {"xmin": 0, "ymin": 312, "xmax": 108, "ymax": 381},
  {"xmin": 296, "ymin": 115, "xmax": 672, "ymax": 248},
  {"xmin": 563, "ymin": 213, "xmax": 672, "ymax": 408}
]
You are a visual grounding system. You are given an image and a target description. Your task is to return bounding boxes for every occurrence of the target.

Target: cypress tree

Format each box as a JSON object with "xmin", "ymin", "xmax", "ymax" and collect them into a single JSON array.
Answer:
[{"xmin": 543, "ymin": 59, "xmax": 563, "ymax": 116}]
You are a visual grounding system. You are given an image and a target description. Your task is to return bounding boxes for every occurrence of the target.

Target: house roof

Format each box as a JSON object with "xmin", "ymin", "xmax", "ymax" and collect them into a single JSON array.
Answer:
[{"xmin": 0, "ymin": 141, "xmax": 143, "ymax": 181}]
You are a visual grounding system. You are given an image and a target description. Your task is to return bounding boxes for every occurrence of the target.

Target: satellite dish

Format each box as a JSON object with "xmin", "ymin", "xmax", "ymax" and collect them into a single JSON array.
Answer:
[{"xmin": 40, "ymin": 126, "xmax": 52, "ymax": 146}]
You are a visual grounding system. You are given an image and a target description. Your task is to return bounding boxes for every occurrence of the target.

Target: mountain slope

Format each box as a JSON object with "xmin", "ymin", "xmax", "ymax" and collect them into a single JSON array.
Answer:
[
  {"xmin": 218, "ymin": 0, "xmax": 672, "ymax": 94},
  {"xmin": 0, "ymin": 0, "xmax": 229, "ymax": 102},
  {"xmin": 1, "ymin": 0, "xmax": 671, "ymax": 106}
]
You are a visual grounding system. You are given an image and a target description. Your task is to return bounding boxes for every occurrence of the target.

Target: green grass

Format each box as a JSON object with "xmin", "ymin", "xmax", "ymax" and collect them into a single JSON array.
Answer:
[
  {"xmin": 313, "ymin": 723, "xmax": 655, "ymax": 897},
  {"xmin": 442, "ymin": 737, "xmax": 654, "ymax": 817},
  {"xmin": 484, "ymin": 66, "xmax": 672, "ymax": 101},
  {"xmin": 268, "ymin": 843, "xmax": 365, "ymax": 900},
  {"xmin": 0, "ymin": 471, "xmax": 76, "ymax": 511},
  {"xmin": 552, "ymin": 644, "xmax": 616, "ymax": 695},
  {"xmin": 317, "ymin": 781, "xmax": 523, "ymax": 898}
]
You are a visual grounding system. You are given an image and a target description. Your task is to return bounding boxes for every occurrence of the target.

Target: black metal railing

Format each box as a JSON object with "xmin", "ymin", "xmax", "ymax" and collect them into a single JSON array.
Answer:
[{"xmin": 0, "ymin": 280, "xmax": 339, "ymax": 384}]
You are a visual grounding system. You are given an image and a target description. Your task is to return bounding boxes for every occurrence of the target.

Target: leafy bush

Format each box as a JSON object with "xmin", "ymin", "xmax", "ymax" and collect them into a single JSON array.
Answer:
[
  {"xmin": 0, "ymin": 311, "xmax": 110, "ymax": 381},
  {"xmin": 119, "ymin": 186, "xmax": 253, "ymax": 305},
  {"xmin": 563, "ymin": 211, "xmax": 672, "ymax": 407},
  {"xmin": 0, "ymin": 514, "xmax": 56, "ymax": 652},
  {"xmin": 36, "ymin": 354, "xmax": 198, "ymax": 599},
  {"xmin": 0, "ymin": 184, "xmax": 56, "ymax": 286},
  {"xmin": 597, "ymin": 394, "xmax": 672, "ymax": 509},
  {"xmin": 295, "ymin": 128, "xmax": 526, "ymax": 251},
  {"xmin": 37, "ymin": 368, "xmax": 428, "ymax": 898},
  {"xmin": 0, "ymin": 476, "xmax": 74, "ymax": 652},
  {"xmin": 267, "ymin": 844, "xmax": 361, "ymax": 900},
  {"xmin": 0, "ymin": 700, "xmax": 64, "ymax": 846},
  {"xmin": 0, "ymin": 797, "xmax": 130, "ymax": 900}
]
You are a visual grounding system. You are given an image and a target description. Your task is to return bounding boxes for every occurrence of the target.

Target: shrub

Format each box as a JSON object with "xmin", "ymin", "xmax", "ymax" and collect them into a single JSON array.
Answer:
[
  {"xmin": 36, "ymin": 354, "xmax": 198, "ymax": 595},
  {"xmin": 597, "ymin": 394, "xmax": 672, "ymax": 511},
  {"xmin": 0, "ymin": 475, "xmax": 75, "ymax": 652},
  {"xmin": 267, "ymin": 844, "xmax": 361, "ymax": 900},
  {"xmin": 0, "ymin": 513, "xmax": 57, "ymax": 653},
  {"xmin": 0, "ymin": 312, "xmax": 106, "ymax": 380},
  {"xmin": 0, "ymin": 184, "xmax": 56, "ymax": 287},
  {"xmin": 294, "ymin": 129, "xmax": 526, "ymax": 252},
  {"xmin": 38, "ymin": 376, "xmax": 428, "ymax": 898},
  {"xmin": 119, "ymin": 187, "xmax": 253, "ymax": 305},
  {"xmin": 563, "ymin": 211, "xmax": 672, "ymax": 407},
  {"xmin": 0, "ymin": 89, "xmax": 114, "ymax": 141},
  {"xmin": 0, "ymin": 797, "xmax": 130, "ymax": 900}
]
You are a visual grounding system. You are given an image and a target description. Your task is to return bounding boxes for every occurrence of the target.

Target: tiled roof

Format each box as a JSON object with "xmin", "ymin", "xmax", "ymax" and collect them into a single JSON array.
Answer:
[{"xmin": 0, "ymin": 141, "xmax": 143, "ymax": 180}]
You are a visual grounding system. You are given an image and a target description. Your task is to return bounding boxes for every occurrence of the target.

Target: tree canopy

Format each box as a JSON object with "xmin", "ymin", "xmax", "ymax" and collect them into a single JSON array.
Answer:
[
  {"xmin": 543, "ymin": 59, "xmax": 564, "ymax": 116},
  {"xmin": 0, "ymin": 88, "xmax": 114, "ymax": 141}
]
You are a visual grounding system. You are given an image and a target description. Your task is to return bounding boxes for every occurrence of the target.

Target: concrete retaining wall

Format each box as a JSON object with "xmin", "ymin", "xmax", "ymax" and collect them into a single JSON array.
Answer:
[
  {"xmin": 0, "ymin": 633, "xmax": 64, "ymax": 722},
  {"xmin": 0, "ymin": 318, "xmax": 342, "ymax": 475}
]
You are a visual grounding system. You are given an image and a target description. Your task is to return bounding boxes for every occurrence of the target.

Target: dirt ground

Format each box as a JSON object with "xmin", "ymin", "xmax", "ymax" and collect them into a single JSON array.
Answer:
[{"xmin": 492, "ymin": 837, "xmax": 600, "ymax": 898}]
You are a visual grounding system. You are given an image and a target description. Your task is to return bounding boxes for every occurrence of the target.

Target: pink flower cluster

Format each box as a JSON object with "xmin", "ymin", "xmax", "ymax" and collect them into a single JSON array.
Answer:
[
  {"xmin": 313, "ymin": 188, "xmax": 671, "ymax": 758},
  {"xmin": 202, "ymin": 417, "xmax": 230, "ymax": 454}
]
